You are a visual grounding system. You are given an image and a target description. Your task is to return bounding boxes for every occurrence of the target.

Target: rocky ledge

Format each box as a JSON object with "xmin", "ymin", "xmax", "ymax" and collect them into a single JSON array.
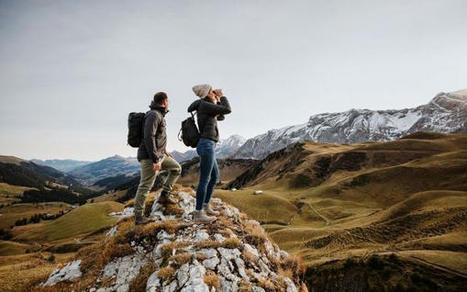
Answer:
[{"xmin": 37, "ymin": 190, "xmax": 307, "ymax": 292}]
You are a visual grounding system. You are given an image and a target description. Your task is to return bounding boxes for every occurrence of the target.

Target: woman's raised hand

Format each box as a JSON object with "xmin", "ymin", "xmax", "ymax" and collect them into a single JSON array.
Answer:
[{"xmin": 213, "ymin": 89, "xmax": 223, "ymax": 98}]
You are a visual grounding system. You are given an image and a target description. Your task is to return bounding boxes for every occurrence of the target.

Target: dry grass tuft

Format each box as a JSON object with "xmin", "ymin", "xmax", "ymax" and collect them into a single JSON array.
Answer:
[
  {"xmin": 195, "ymin": 240, "xmax": 220, "ymax": 249},
  {"xmin": 257, "ymin": 277, "xmax": 276, "ymax": 290},
  {"xmin": 129, "ymin": 262, "xmax": 157, "ymax": 292},
  {"xmin": 102, "ymin": 242, "xmax": 133, "ymax": 264},
  {"xmin": 160, "ymin": 241, "xmax": 190, "ymax": 260},
  {"xmin": 157, "ymin": 266, "xmax": 175, "ymax": 282},
  {"xmin": 76, "ymin": 241, "xmax": 107, "ymax": 272},
  {"xmin": 113, "ymin": 218, "xmax": 188, "ymax": 246},
  {"xmin": 160, "ymin": 242, "xmax": 178, "ymax": 259},
  {"xmin": 280, "ymin": 255, "xmax": 306, "ymax": 279},
  {"xmin": 169, "ymin": 252, "xmax": 193, "ymax": 266},
  {"xmin": 160, "ymin": 219, "xmax": 188, "ymax": 234},
  {"xmin": 139, "ymin": 222, "xmax": 165, "ymax": 237},
  {"xmin": 195, "ymin": 252, "xmax": 208, "ymax": 261},
  {"xmin": 194, "ymin": 237, "xmax": 241, "ymax": 249},
  {"xmin": 219, "ymin": 228, "xmax": 235, "ymax": 237},
  {"xmin": 278, "ymin": 267, "xmax": 294, "ymax": 279},
  {"xmin": 203, "ymin": 271, "xmax": 220, "ymax": 289},
  {"xmin": 113, "ymin": 219, "xmax": 136, "ymax": 244},
  {"xmin": 238, "ymin": 280, "xmax": 254, "ymax": 291},
  {"xmin": 222, "ymin": 237, "xmax": 241, "ymax": 249},
  {"xmin": 164, "ymin": 204, "xmax": 184, "ymax": 216},
  {"xmin": 243, "ymin": 221, "xmax": 268, "ymax": 248}
]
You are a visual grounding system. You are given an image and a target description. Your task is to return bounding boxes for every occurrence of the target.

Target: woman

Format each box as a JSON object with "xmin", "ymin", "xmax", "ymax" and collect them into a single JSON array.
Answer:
[{"xmin": 188, "ymin": 84, "xmax": 232, "ymax": 223}]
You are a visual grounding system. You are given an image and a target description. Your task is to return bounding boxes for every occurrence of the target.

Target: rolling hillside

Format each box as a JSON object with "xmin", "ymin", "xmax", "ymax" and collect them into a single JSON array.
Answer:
[
  {"xmin": 214, "ymin": 132, "xmax": 467, "ymax": 288},
  {"xmin": 0, "ymin": 155, "xmax": 82, "ymax": 188},
  {"xmin": 13, "ymin": 201, "xmax": 123, "ymax": 242},
  {"xmin": 68, "ymin": 155, "xmax": 139, "ymax": 185}
]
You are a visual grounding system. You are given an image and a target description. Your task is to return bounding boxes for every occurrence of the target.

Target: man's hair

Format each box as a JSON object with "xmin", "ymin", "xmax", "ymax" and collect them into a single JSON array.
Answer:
[{"xmin": 153, "ymin": 92, "xmax": 168, "ymax": 104}]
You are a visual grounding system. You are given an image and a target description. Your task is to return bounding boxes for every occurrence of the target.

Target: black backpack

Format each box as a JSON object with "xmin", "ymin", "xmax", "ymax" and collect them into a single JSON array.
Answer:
[
  {"xmin": 178, "ymin": 112, "xmax": 200, "ymax": 148},
  {"xmin": 127, "ymin": 112, "xmax": 145, "ymax": 147}
]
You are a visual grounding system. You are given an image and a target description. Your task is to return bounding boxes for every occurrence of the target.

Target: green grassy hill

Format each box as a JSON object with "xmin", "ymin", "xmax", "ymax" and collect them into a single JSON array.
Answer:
[
  {"xmin": 214, "ymin": 132, "xmax": 467, "ymax": 286},
  {"xmin": 0, "ymin": 183, "xmax": 37, "ymax": 205},
  {"xmin": 14, "ymin": 201, "xmax": 123, "ymax": 242},
  {"xmin": 0, "ymin": 202, "xmax": 70, "ymax": 229}
]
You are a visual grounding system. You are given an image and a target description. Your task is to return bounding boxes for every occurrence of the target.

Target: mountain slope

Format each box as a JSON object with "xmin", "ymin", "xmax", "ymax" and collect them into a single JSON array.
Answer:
[
  {"xmin": 215, "ymin": 132, "xmax": 467, "ymax": 287},
  {"xmin": 235, "ymin": 89, "xmax": 467, "ymax": 159},
  {"xmin": 171, "ymin": 135, "xmax": 247, "ymax": 163},
  {"xmin": 0, "ymin": 155, "xmax": 82, "ymax": 188},
  {"xmin": 68, "ymin": 155, "xmax": 139, "ymax": 185},
  {"xmin": 170, "ymin": 150, "xmax": 197, "ymax": 163},
  {"xmin": 31, "ymin": 159, "xmax": 92, "ymax": 172},
  {"xmin": 215, "ymin": 134, "xmax": 247, "ymax": 158}
]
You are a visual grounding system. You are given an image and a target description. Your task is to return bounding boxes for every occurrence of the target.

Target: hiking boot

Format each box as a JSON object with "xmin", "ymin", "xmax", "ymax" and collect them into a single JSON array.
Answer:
[
  {"xmin": 193, "ymin": 210, "xmax": 216, "ymax": 224},
  {"xmin": 135, "ymin": 216, "xmax": 153, "ymax": 225},
  {"xmin": 159, "ymin": 190, "xmax": 177, "ymax": 204},
  {"xmin": 203, "ymin": 204, "xmax": 220, "ymax": 216}
]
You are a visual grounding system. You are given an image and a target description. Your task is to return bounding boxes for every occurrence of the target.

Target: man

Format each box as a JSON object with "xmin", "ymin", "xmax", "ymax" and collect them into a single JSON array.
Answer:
[{"xmin": 134, "ymin": 92, "xmax": 181, "ymax": 225}]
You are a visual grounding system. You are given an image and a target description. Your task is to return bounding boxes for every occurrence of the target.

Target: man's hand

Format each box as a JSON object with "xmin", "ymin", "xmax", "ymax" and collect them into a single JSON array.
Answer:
[{"xmin": 153, "ymin": 162, "xmax": 162, "ymax": 171}]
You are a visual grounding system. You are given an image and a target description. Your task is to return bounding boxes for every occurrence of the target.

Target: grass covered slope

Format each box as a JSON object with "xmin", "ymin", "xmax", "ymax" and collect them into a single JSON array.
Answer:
[
  {"xmin": 216, "ymin": 132, "xmax": 467, "ymax": 281},
  {"xmin": 0, "ymin": 202, "xmax": 70, "ymax": 230},
  {"xmin": 0, "ymin": 182, "xmax": 38, "ymax": 204},
  {"xmin": 14, "ymin": 201, "xmax": 123, "ymax": 242}
]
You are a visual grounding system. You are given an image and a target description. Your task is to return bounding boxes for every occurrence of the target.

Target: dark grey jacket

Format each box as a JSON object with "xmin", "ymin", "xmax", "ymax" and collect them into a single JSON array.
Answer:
[
  {"xmin": 187, "ymin": 96, "xmax": 231, "ymax": 143},
  {"xmin": 137, "ymin": 101, "xmax": 168, "ymax": 163}
]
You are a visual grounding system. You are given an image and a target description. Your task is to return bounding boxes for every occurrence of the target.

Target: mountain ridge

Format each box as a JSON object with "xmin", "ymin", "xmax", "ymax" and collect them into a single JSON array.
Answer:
[
  {"xmin": 234, "ymin": 90, "xmax": 467, "ymax": 159},
  {"xmin": 30, "ymin": 159, "xmax": 92, "ymax": 173}
]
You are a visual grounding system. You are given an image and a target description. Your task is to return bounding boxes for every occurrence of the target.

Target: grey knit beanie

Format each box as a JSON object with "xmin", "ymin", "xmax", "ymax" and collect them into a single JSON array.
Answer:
[{"xmin": 192, "ymin": 84, "xmax": 212, "ymax": 98}]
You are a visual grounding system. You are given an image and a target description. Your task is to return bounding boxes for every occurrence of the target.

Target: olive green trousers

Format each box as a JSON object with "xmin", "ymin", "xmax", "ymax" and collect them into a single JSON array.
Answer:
[{"xmin": 133, "ymin": 156, "xmax": 181, "ymax": 218}]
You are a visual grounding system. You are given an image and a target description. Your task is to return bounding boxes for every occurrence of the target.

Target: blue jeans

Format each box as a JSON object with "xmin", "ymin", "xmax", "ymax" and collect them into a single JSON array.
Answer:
[{"xmin": 195, "ymin": 138, "xmax": 219, "ymax": 211}]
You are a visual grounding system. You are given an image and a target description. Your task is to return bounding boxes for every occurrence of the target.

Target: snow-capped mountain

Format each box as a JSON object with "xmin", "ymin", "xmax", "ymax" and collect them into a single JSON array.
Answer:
[
  {"xmin": 170, "ymin": 150, "xmax": 197, "ymax": 163},
  {"xmin": 215, "ymin": 134, "xmax": 247, "ymax": 158},
  {"xmin": 68, "ymin": 155, "xmax": 139, "ymax": 185},
  {"xmin": 234, "ymin": 89, "xmax": 467, "ymax": 159},
  {"xmin": 171, "ymin": 135, "xmax": 247, "ymax": 162}
]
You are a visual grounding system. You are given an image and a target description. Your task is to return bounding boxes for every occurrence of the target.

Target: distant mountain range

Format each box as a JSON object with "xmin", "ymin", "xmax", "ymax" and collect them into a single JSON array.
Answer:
[
  {"xmin": 215, "ymin": 134, "xmax": 247, "ymax": 158},
  {"xmin": 31, "ymin": 159, "xmax": 92, "ymax": 172},
  {"xmin": 0, "ymin": 155, "xmax": 83, "ymax": 188},
  {"xmin": 23, "ymin": 89, "xmax": 466, "ymax": 186},
  {"xmin": 170, "ymin": 135, "xmax": 247, "ymax": 163},
  {"xmin": 233, "ymin": 89, "xmax": 467, "ymax": 159},
  {"xmin": 170, "ymin": 150, "xmax": 197, "ymax": 163},
  {"xmin": 67, "ymin": 155, "xmax": 139, "ymax": 185}
]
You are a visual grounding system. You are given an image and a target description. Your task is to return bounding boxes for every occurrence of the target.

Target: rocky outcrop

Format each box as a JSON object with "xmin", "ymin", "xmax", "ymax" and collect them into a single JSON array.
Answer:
[
  {"xmin": 40, "ymin": 260, "xmax": 83, "ymax": 286},
  {"xmin": 39, "ymin": 191, "xmax": 307, "ymax": 292}
]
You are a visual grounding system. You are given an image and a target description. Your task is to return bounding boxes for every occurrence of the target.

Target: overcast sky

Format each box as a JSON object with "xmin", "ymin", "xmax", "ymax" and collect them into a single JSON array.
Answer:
[{"xmin": 1, "ymin": 0, "xmax": 466, "ymax": 161}]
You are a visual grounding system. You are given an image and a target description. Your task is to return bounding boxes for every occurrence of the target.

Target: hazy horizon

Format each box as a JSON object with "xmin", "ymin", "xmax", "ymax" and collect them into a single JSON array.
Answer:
[{"xmin": 1, "ymin": 0, "xmax": 466, "ymax": 161}]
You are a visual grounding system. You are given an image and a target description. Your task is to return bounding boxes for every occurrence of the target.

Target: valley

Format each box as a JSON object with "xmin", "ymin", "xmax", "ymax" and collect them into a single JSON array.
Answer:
[{"xmin": 0, "ymin": 132, "xmax": 466, "ymax": 291}]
